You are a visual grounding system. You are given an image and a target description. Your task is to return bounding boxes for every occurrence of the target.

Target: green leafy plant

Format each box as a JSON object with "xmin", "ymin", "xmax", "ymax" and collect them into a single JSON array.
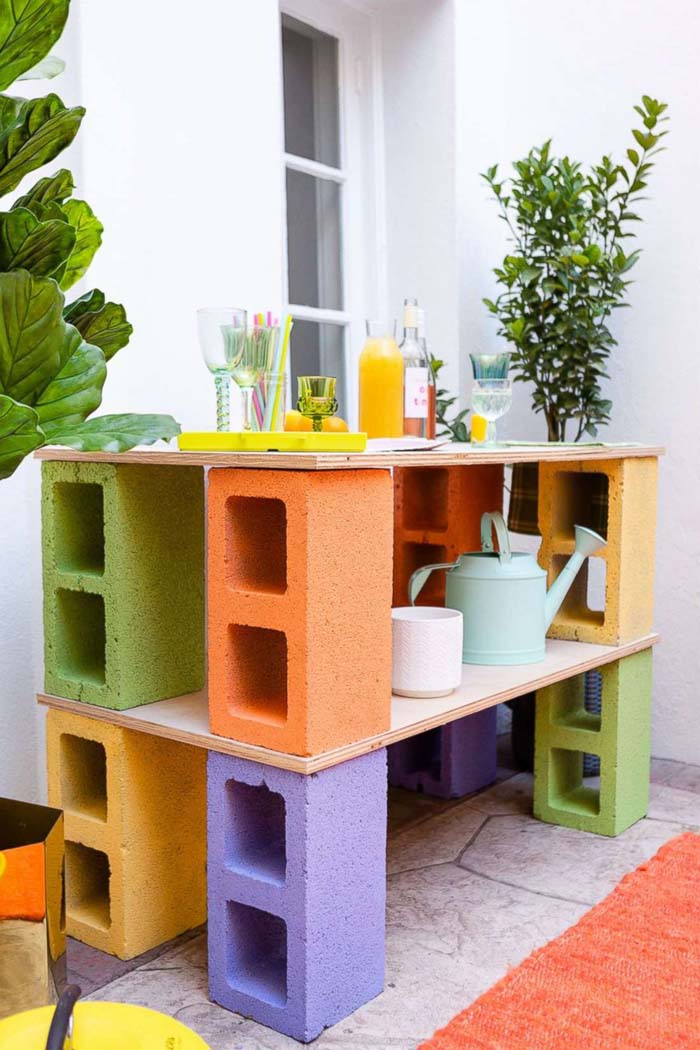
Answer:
[
  {"xmin": 0, "ymin": 0, "xmax": 179, "ymax": 480},
  {"xmin": 482, "ymin": 95, "xmax": 669, "ymax": 442},
  {"xmin": 430, "ymin": 355, "xmax": 469, "ymax": 442}
]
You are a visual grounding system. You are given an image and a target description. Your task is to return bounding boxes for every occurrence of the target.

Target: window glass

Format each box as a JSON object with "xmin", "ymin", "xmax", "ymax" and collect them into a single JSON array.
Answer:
[
  {"xmin": 282, "ymin": 17, "xmax": 340, "ymax": 168},
  {"xmin": 286, "ymin": 169, "xmax": 343, "ymax": 310}
]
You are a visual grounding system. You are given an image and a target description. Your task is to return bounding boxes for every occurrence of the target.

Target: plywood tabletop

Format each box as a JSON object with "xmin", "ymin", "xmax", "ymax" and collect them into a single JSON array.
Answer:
[{"xmin": 38, "ymin": 633, "xmax": 659, "ymax": 774}]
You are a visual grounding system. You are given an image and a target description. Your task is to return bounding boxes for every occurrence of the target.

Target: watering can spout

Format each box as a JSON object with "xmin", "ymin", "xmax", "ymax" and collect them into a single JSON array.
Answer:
[{"xmin": 544, "ymin": 525, "xmax": 607, "ymax": 630}]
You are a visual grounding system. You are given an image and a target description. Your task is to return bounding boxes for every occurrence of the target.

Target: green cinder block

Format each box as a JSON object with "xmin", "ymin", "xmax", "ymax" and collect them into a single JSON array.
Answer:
[
  {"xmin": 42, "ymin": 462, "xmax": 205, "ymax": 710},
  {"xmin": 534, "ymin": 649, "xmax": 652, "ymax": 836}
]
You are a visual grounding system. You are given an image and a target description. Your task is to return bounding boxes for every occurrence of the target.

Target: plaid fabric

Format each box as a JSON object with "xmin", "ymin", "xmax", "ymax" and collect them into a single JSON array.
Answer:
[{"xmin": 508, "ymin": 461, "xmax": 609, "ymax": 536}]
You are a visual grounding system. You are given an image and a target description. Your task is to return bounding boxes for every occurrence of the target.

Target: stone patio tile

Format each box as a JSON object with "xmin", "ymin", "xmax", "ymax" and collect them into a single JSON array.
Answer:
[
  {"xmin": 461, "ymin": 771, "xmax": 534, "ymax": 816},
  {"xmin": 647, "ymin": 783, "xmax": 700, "ymax": 827}
]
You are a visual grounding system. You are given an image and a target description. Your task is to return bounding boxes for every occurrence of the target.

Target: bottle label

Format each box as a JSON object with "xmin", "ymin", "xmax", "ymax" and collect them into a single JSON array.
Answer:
[{"xmin": 404, "ymin": 367, "xmax": 429, "ymax": 418}]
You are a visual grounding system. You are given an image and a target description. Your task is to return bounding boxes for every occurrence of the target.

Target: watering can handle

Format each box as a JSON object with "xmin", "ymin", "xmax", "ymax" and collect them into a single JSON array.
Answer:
[
  {"xmin": 46, "ymin": 984, "xmax": 81, "ymax": 1050},
  {"xmin": 480, "ymin": 511, "xmax": 512, "ymax": 564},
  {"xmin": 408, "ymin": 562, "xmax": 459, "ymax": 605}
]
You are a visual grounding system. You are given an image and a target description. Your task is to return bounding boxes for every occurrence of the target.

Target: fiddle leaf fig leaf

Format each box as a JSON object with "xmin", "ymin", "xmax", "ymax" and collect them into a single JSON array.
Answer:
[
  {"xmin": 13, "ymin": 167, "xmax": 74, "ymax": 210},
  {"xmin": 35, "ymin": 327, "xmax": 106, "ymax": 433},
  {"xmin": 63, "ymin": 288, "xmax": 105, "ymax": 324},
  {"xmin": 17, "ymin": 53, "xmax": 65, "ymax": 80},
  {"xmin": 0, "ymin": 206, "xmax": 75, "ymax": 276},
  {"xmin": 0, "ymin": 0, "xmax": 70, "ymax": 91},
  {"xmin": 67, "ymin": 299, "xmax": 132, "ymax": 360},
  {"xmin": 56, "ymin": 198, "xmax": 103, "ymax": 289},
  {"xmin": 0, "ymin": 93, "xmax": 84, "ymax": 197},
  {"xmin": 0, "ymin": 269, "xmax": 66, "ymax": 404},
  {"xmin": 0, "ymin": 394, "xmax": 44, "ymax": 479},
  {"xmin": 47, "ymin": 413, "xmax": 181, "ymax": 451}
]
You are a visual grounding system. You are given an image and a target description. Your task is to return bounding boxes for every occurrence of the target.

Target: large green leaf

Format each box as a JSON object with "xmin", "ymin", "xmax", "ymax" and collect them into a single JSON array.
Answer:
[
  {"xmin": 46, "ymin": 413, "xmax": 181, "ymax": 451},
  {"xmin": 63, "ymin": 288, "xmax": 105, "ymax": 325},
  {"xmin": 0, "ymin": 269, "xmax": 66, "ymax": 403},
  {"xmin": 0, "ymin": 0, "xmax": 70, "ymax": 91},
  {"xmin": 0, "ymin": 205, "xmax": 75, "ymax": 275},
  {"xmin": 14, "ymin": 167, "xmax": 73, "ymax": 209},
  {"xmin": 66, "ymin": 299, "xmax": 132, "ymax": 360},
  {"xmin": 56, "ymin": 198, "xmax": 102, "ymax": 289},
  {"xmin": 36, "ymin": 327, "xmax": 106, "ymax": 433},
  {"xmin": 17, "ymin": 54, "xmax": 65, "ymax": 80},
  {"xmin": 0, "ymin": 393, "xmax": 44, "ymax": 479},
  {"xmin": 0, "ymin": 93, "xmax": 84, "ymax": 197}
]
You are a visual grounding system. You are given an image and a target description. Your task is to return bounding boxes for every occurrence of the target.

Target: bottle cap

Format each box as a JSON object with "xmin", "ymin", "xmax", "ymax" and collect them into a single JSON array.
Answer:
[
  {"xmin": 403, "ymin": 299, "xmax": 419, "ymax": 328},
  {"xmin": 416, "ymin": 307, "xmax": 426, "ymax": 337}
]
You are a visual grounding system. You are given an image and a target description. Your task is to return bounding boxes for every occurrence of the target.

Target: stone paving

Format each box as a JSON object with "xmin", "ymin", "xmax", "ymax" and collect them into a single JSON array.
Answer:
[{"xmin": 66, "ymin": 752, "xmax": 700, "ymax": 1050}]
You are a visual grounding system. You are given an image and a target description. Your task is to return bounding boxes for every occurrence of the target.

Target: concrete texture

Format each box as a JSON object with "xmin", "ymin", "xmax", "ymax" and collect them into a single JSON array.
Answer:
[
  {"xmin": 207, "ymin": 749, "xmax": 388, "ymax": 1042},
  {"xmin": 42, "ymin": 461, "xmax": 205, "ymax": 709},
  {"xmin": 74, "ymin": 755, "xmax": 700, "ymax": 1050},
  {"xmin": 207, "ymin": 469, "xmax": 393, "ymax": 756},
  {"xmin": 393, "ymin": 465, "xmax": 504, "ymax": 607},
  {"xmin": 534, "ymin": 649, "xmax": 653, "ymax": 836},
  {"xmin": 388, "ymin": 708, "xmax": 497, "ymax": 799},
  {"xmin": 46, "ymin": 708, "xmax": 207, "ymax": 959},
  {"xmin": 538, "ymin": 457, "xmax": 658, "ymax": 645}
]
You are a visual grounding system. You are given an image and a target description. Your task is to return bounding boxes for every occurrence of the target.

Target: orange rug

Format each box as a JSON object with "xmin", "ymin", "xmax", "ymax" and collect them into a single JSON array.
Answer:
[{"xmin": 421, "ymin": 832, "xmax": 700, "ymax": 1049}]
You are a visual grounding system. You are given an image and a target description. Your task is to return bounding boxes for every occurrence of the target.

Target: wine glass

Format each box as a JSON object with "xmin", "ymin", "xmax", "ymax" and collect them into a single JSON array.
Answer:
[
  {"xmin": 471, "ymin": 378, "xmax": 512, "ymax": 445},
  {"xmin": 197, "ymin": 307, "xmax": 247, "ymax": 431},
  {"xmin": 233, "ymin": 325, "xmax": 274, "ymax": 431},
  {"xmin": 297, "ymin": 376, "xmax": 338, "ymax": 432},
  {"xmin": 469, "ymin": 351, "xmax": 511, "ymax": 380}
]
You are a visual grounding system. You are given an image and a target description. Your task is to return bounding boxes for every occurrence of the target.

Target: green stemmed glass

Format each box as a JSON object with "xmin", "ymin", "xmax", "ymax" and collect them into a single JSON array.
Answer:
[
  {"xmin": 198, "ymin": 307, "xmax": 247, "ymax": 431},
  {"xmin": 297, "ymin": 376, "xmax": 338, "ymax": 432}
]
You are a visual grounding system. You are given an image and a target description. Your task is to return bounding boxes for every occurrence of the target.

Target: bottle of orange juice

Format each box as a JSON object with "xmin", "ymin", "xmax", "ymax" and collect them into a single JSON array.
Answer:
[{"xmin": 359, "ymin": 320, "xmax": 404, "ymax": 437}]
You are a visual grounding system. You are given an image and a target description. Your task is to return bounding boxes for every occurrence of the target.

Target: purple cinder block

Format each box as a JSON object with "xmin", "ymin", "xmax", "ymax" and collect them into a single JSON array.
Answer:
[
  {"xmin": 388, "ymin": 708, "xmax": 497, "ymax": 799},
  {"xmin": 207, "ymin": 749, "xmax": 387, "ymax": 1043}
]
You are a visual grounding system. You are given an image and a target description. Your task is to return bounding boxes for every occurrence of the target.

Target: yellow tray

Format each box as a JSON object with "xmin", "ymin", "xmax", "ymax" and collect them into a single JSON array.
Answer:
[{"xmin": 178, "ymin": 431, "xmax": 367, "ymax": 452}]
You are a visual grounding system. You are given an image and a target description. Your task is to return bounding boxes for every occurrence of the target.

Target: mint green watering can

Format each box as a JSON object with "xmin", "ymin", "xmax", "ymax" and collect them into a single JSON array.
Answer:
[{"xmin": 409, "ymin": 511, "xmax": 606, "ymax": 665}]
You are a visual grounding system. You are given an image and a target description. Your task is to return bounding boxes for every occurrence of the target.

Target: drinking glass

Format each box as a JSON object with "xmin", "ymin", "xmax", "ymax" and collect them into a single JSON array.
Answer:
[
  {"xmin": 197, "ymin": 307, "xmax": 247, "ymax": 431},
  {"xmin": 234, "ymin": 325, "xmax": 276, "ymax": 431},
  {"xmin": 471, "ymin": 378, "xmax": 512, "ymax": 445},
  {"xmin": 469, "ymin": 351, "xmax": 511, "ymax": 380},
  {"xmin": 297, "ymin": 376, "xmax": 338, "ymax": 432}
]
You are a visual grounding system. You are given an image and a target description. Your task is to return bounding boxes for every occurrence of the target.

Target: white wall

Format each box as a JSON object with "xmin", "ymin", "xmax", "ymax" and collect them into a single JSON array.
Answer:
[{"xmin": 457, "ymin": 0, "xmax": 700, "ymax": 761}]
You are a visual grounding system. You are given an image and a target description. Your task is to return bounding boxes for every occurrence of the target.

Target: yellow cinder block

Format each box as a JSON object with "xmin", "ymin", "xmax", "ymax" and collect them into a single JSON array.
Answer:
[
  {"xmin": 538, "ymin": 457, "xmax": 658, "ymax": 644},
  {"xmin": 46, "ymin": 709, "xmax": 206, "ymax": 960}
]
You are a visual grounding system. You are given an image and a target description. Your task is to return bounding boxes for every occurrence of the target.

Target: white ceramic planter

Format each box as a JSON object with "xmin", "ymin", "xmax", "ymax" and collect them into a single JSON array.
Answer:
[{"xmin": 391, "ymin": 606, "xmax": 463, "ymax": 698}]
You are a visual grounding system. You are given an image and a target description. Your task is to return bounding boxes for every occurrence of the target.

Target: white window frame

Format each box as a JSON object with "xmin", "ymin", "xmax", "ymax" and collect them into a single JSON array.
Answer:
[{"xmin": 280, "ymin": 0, "xmax": 385, "ymax": 425}]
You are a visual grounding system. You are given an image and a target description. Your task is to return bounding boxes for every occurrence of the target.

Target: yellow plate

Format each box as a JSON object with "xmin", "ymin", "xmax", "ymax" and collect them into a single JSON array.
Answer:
[
  {"xmin": 0, "ymin": 1002, "xmax": 209, "ymax": 1049},
  {"xmin": 178, "ymin": 431, "xmax": 367, "ymax": 452}
]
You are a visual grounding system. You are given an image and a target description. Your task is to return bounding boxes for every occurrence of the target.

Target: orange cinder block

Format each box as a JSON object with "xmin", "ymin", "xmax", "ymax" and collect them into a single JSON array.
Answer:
[
  {"xmin": 208, "ymin": 468, "xmax": 394, "ymax": 756},
  {"xmin": 393, "ymin": 465, "xmax": 504, "ymax": 606}
]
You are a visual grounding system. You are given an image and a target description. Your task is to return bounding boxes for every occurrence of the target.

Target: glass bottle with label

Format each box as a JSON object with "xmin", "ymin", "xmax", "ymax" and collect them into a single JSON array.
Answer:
[
  {"xmin": 400, "ymin": 299, "xmax": 435, "ymax": 438},
  {"xmin": 417, "ymin": 307, "xmax": 437, "ymax": 439}
]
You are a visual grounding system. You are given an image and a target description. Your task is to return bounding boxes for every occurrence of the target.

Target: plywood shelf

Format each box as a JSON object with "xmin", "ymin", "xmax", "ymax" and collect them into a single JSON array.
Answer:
[
  {"xmin": 38, "ymin": 633, "xmax": 659, "ymax": 774},
  {"xmin": 34, "ymin": 442, "xmax": 664, "ymax": 472}
]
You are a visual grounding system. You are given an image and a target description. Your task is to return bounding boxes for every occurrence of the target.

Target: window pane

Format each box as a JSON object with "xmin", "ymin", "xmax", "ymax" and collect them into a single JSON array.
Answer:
[
  {"xmin": 286, "ymin": 170, "xmax": 343, "ymax": 311},
  {"xmin": 290, "ymin": 320, "xmax": 346, "ymax": 418},
  {"xmin": 282, "ymin": 17, "xmax": 340, "ymax": 168}
]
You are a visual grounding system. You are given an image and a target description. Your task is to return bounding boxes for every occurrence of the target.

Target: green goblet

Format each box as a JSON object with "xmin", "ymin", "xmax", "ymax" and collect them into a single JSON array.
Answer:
[{"xmin": 297, "ymin": 376, "xmax": 338, "ymax": 432}]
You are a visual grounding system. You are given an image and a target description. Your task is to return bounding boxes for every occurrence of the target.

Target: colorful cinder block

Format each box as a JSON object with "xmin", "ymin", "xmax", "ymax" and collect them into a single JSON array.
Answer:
[
  {"xmin": 533, "ymin": 648, "xmax": 653, "ymax": 836},
  {"xmin": 207, "ymin": 749, "xmax": 387, "ymax": 1042},
  {"xmin": 393, "ymin": 465, "xmax": 504, "ymax": 606},
  {"xmin": 42, "ymin": 461, "xmax": 205, "ymax": 709},
  {"xmin": 538, "ymin": 457, "xmax": 658, "ymax": 644},
  {"xmin": 207, "ymin": 468, "xmax": 393, "ymax": 756},
  {"xmin": 46, "ymin": 708, "xmax": 206, "ymax": 958},
  {"xmin": 388, "ymin": 708, "xmax": 498, "ymax": 798}
]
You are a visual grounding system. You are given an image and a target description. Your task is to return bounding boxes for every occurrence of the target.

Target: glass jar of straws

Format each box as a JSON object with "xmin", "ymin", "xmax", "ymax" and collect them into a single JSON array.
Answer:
[{"xmin": 247, "ymin": 313, "xmax": 293, "ymax": 432}]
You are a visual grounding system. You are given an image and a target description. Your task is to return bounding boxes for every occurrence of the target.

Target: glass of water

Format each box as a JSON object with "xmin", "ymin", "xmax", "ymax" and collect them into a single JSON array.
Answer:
[{"xmin": 471, "ymin": 378, "xmax": 512, "ymax": 445}]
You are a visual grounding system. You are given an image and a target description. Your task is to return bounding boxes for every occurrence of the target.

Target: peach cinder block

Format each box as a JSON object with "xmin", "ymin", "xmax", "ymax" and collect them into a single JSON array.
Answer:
[
  {"xmin": 393, "ymin": 465, "xmax": 504, "ymax": 606},
  {"xmin": 538, "ymin": 457, "xmax": 658, "ymax": 644},
  {"xmin": 46, "ymin": 709, "xmax": 206, "ymax": 959},
  {"xmin": 208, "ymin": 468, "xmax": 394, "ymax": 756}
]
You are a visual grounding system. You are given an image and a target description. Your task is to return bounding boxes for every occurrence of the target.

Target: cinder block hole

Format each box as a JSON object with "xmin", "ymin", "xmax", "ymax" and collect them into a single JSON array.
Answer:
[
  {"xmin": 53, "ymin": 482, "xmax": 105, "ymax": 575},
  {"xmin": 228, "ymin": 625, "xmax": 288, "ymax": 726},
  {"xmin": 549, "ymin": 471, "xmax": 609, "ymax": 542},
  {"xmin": 60, "ymin": 735, "xmax": 107, "ymax": 821},
  {"xmin": 400, "ymin": 727, "xmax": 443, "ymax": 785},
  {"xmin": 226, "ymin": 901, "xmax": 287, "ymax": 1007},
  {"xmin": 403, "ymin": 542, "xmax": 449, "ymax": 606},
  {"xmin": 549, "ymin": 748, "xmax": 601, "ymax": 817},
  {"xmin": 551, "ymin": 672, "xmax": 602, "ymax": 733},
  {"xmin": 549, "ymin": 556, "xmax": 605, "ymax": 629},
  {"xmin": 402, "ymin": 468, "xmax": 449, "ymax": 532},
  {"xmin": 226, "ymin": 496, "xmax": 287, "ymax": 595},
  {"xmin": 225, "ymin": 779, "xmax": 286, "ymax": 885},
  {"xmin": 56, "ymin": 590, "xmax": 106, "ymax": 686},
  {"xmin": 65, "ymin": 841, "xmax": 111, "ymax": 931}
]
